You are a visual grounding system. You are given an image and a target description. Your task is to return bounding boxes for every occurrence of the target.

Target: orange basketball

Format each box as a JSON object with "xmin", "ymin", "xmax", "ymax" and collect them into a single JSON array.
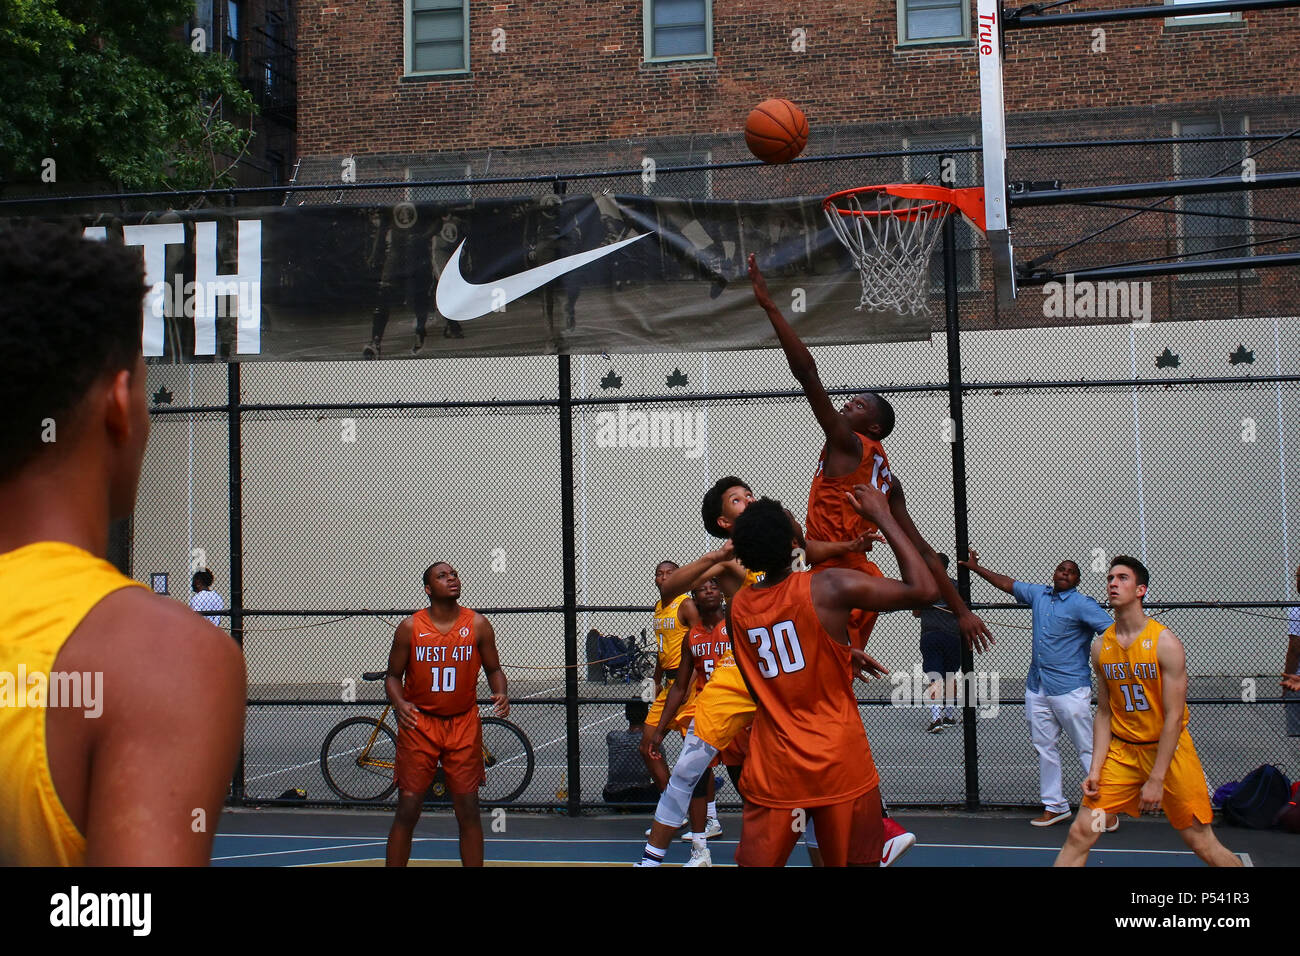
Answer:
[{"xmin": 745, "ymin": 99, "xmax": 809, "ymax": 164}]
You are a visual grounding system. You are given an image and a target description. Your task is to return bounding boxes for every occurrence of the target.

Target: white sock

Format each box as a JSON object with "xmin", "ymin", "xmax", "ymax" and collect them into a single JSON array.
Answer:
[
  {"xmin": 692, "ymin": 834, "xmax": 708, "ymax": 850},
  {"xmin": 707, "ymin": 801, "xmax": 717, "ymax": 819},
  {"xmin": 641, "ymin": 843, "xmax": 665, "ymax": 867}
]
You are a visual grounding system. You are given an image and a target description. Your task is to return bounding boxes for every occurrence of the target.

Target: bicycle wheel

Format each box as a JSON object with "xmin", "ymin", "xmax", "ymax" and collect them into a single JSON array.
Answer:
[
  {"xmin": 320, "ymin": 716, "xmax": 398, "ymax": 801},
  {"xmin": 480, "ymin": 716, "xmax": 534, "ymax": 805}
]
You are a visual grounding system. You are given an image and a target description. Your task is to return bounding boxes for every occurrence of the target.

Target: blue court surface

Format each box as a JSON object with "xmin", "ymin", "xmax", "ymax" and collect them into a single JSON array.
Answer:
[{"xmin": 212, "ymin": 809, "xmax": 1299, "ymax": 867}]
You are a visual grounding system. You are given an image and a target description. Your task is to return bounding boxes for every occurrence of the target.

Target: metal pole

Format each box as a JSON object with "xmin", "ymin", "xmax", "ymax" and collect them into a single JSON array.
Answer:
[
  {"xmin": 942, "ymin": 215, "xmax": 979, "ymax": 810},
  {"xmin": 227, "ymin": 361, "xmax": 246, "ymax": 804},
  {"xmin": 559, "ymin": 352, "xmax": 581, "ymax": 816},
  {"xmin": 1005, "ymin": 0, "xmax": 1300, "ymax": 28}
]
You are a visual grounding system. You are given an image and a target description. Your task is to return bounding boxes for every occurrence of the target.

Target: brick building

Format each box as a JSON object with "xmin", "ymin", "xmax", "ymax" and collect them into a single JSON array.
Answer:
[{"xmin": 288, "ymin": 1, "xmax": 1299, "ymax": 324}]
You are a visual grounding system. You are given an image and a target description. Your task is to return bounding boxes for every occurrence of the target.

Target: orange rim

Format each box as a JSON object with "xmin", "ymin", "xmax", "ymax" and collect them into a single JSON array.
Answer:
[{"xmin": 824, "ymin": 184, "xmax": 986, "ymax": 232}]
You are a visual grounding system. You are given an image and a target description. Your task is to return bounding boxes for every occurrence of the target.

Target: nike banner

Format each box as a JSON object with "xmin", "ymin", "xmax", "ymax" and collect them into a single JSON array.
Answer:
[{"xmin": 31, "ymin": 194, "xmax": 931, "ymax": 362}]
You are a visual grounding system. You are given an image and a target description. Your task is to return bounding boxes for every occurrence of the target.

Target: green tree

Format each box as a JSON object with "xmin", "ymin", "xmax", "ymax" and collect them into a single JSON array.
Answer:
[{"xmin": 0, "ymin": 0, "xmax": 257, "ymax": 192}]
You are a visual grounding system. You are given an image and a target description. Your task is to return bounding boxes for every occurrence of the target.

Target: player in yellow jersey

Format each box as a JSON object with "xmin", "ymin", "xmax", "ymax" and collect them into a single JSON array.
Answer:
[
  {"xmin": 1055, "ymin": 556, "xmax": 1239, "ymax": 866},
  {"xmin": 641, "ymin": 560, "xmax": 700, "ymax": 793},
  {"xmin": 0, "ymin": 224, "xmax": 245, "ymax": 865}
]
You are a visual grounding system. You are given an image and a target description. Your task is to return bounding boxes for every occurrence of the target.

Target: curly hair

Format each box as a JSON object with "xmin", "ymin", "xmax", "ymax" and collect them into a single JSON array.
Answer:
[
  {"xmin": 0, "ymin": 223, "xmax": 147, "ymax": 482},
  {"xmin": 731, "ymin": 497, "xmax": 796, "ymax": 577},
  {"xmin": 701, "ymin": 475, "xmax": 752, "ymax": 539}
]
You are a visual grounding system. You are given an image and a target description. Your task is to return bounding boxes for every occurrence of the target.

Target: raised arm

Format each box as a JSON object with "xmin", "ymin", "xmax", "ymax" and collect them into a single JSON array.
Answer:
[
  {"xmin": 658, "ymin": 544, "xmax": 735, "ymax": 603},
  {"xmin": 959, "ymin": 547, "xmax": 1017, "ymax": 595},
  {"xmin": 889, "ymin": 480, "xmax": 993, "ymax": 652},
  {"xmin": 837, "ymin": 483, "xmax": 938, "ymax": 612},
  {"xmin": 476, "ymin": 614, "xmax": 509, "ymax": 717},
  {"xmin": 748, "ymin": 253, "xmax": 860, "ymax": 465},
  {"xmin": 1144, "ymin": 628, "xmax": 1189, "ymax": 811}
]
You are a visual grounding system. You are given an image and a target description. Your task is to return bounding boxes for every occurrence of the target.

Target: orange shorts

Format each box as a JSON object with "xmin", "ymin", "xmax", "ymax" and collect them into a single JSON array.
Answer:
[
  {"xmin": 1081, "ymin": 729, "xmax": 1213, "ymax": 830},
  {"xmin": 814, "ymin": 558, "xmax": 883, "ymax": 650},
  {"xmin": 736, "ymin": 787, "xmax": 883, "ymax": 867},
  {"xmin": 394, "ymin": 708, "xmax": 484, "ymax": 795}
]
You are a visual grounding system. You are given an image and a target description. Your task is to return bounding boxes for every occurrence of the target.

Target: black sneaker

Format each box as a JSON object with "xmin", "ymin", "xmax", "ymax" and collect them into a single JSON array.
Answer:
[
  {"xmin": 362, "ymin": 338, "xmax": 381, "ymax": 359},
  {"xmin": 943, "ymin": 714, "xmax": 958, "ymax": 726},
  {"xmin": 412, "ymin": 332, "xmax": 426, "ymax": 353},
  {"xmin": 926, "ymin": 718, "xmax": 944, "ymax": 734}
]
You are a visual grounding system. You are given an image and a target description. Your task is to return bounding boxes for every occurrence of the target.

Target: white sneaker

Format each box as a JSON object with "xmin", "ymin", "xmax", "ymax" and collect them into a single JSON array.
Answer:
[
  {"xmin": 682, "ymin": 817, "xmax": 722, "ymax": 840},
  {"xmin": 881, "ymin": 830, "xmax": 917, "ymax": 867},
  {"xmin": 684, "ymin": 843, "xmax": 712, "ymax": 867}
]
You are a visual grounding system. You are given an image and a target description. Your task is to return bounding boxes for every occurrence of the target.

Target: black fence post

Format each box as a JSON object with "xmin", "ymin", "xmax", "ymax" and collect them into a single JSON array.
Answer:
[
  {"xmin": 942, "ymin": 215, "xmax": 979, "ymax": 810},
  {"xmin": 227, "ymin": 361, "xmax": 246, "ymax": 804},
  {"xmin": 555, "ymin": 175, "xmax": 582, "ymax": 816},
  {"xmin": 558, "ymin": 353, "xmax": 581, "ymax": 816}
]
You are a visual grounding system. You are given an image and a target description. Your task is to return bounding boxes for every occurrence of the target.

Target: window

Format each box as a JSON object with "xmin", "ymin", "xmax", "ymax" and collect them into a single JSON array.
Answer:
[
  {"xmin": 645, "ymin": 0, "xmax": 712, "ymax": 61},
  {"xmin": 223, "ymin": 0, "xmax": 241, "ymax": 63},
  {"xmin": 407, "ymin": 0, "xmax": 469, "ymax": 75},
  {"xmin": 898, "ymin": 0, "xmax": 970, "ymax": 43},
  {"xmin": 902, "ymin": 134, "xmax": 980, "ymax": 292},
  {"xmin": 1164, "ymin": 0, "xmax": 1241, "ymax": 26},
  {"xmin": 1173, "ymin": 116, "xmax": 1253, "ymax": 279}
]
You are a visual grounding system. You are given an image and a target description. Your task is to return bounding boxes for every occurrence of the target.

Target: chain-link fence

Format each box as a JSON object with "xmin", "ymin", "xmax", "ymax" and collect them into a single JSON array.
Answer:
[{"xmin": 106, "ymin": 127, "xmax": 1300, "ymax": 810}]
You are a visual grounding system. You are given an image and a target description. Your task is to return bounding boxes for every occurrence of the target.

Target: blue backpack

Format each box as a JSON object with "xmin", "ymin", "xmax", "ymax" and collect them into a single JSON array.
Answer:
[{"xmin": 1221, "ymin": 765, "xmax": 1291, "ymax": 829}]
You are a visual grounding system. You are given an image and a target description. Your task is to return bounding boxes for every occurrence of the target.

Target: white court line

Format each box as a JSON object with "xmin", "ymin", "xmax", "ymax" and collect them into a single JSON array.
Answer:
[
  {"xmin": 213, "ymin": 840, "xmax": 388, "ymax": 862},
  {"xmin": 525, "ymin": 712, "xmax": 619, "ymax": 753},
  {"xmin": 918, "ymin": 841, "xmax": 1194, "ymax": 855}
]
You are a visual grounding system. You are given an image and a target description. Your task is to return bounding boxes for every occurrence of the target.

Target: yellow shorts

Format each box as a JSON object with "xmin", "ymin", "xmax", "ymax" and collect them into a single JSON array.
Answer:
[
  {"xmin": 691, "ymin": 662, "xmax": 756, "ymax": 752},
  {"xmin": 1082, "ymin": 728, "xmax": 1213, "ymax": 830},
  {"xmin": 646, "ymin": 679, "xmax": 691, "ymax": 731}
]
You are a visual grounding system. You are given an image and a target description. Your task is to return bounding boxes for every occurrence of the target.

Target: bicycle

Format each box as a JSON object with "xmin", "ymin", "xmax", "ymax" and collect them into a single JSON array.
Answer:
[{"xmin": 320, "ymin": 671, "xmax": 535, "ymax": 804}]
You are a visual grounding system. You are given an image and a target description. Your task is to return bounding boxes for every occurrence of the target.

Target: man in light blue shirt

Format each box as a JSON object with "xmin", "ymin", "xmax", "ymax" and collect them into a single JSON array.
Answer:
[{"xmin": 962, "ymin": 549, "xmax": 1114, "ymax": 827}]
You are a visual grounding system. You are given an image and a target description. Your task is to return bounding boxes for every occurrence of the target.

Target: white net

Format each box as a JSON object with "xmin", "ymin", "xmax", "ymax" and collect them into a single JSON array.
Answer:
[{"xmin": 824, "ymin": 188, "xmax": 954, "ymax": 316}]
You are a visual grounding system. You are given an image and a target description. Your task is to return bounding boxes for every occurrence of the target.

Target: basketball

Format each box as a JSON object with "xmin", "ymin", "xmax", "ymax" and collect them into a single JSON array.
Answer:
[{"xmin": 744, "ymin": 99, "xmax": 809, "ymax": 164}]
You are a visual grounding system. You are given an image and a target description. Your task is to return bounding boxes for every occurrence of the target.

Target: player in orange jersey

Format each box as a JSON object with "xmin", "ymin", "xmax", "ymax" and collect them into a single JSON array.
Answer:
[
  {"xmin": 638, "ymin": 577, "xmax": 730, "ymax": 867},
  {"xmin": 729, "ymin": 488, "xmax": 936, "ymax": 866},
  {"xmin": 748, "ymin": 253, "xmax": 992, "ymax": 654},
  {"xmin": 750, "ymin": 254, "xmax": 997, "ymax": 863},
  {"xmin": 384, "ymin": 562, "xmax": 509, "ymax": 867},
  {"xmin": 1054, "ymin": 556, "xmax": 1239, "ymax": 867}
]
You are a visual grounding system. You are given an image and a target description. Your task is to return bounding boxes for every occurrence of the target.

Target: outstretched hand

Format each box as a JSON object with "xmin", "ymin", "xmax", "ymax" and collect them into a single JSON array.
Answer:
[
  {"xmin": 959, "ymin": 546, "xmax": 980, "ymax": 569},
  {"xmin": 748, "ymin": 253, "xmax": 776, "ymax": 310},
  {"xmin": 846, "ymin": 483, "xmax": 889, "ymax": 523},
  {"xmin": 850, "ymin": 648, "xmax": 889, "ymax": 682},
  {"xmin": 1282, "ymin": 673, "xmax": 1300, "ymax": 692},
  {"xmin": 960, "ymin": 612, "xmax": 995, "ymax": 654}
]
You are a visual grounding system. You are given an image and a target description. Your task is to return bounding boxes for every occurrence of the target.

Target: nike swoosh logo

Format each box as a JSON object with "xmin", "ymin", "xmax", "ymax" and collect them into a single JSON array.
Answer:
[{"xmin": 435, "ymin": 233, "xmax": 651, "ymax": 322}]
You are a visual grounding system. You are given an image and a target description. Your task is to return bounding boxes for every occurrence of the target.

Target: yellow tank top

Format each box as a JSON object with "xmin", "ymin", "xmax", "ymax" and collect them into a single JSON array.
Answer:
[
  {"xmin": 1098, "ymin": 616, "xmax": 1188, "ymax": 744},
  {"xmin": 653, "ymin": 593, "xmax": 690, "ymax": 671},
  {"xmin": 0, "ymin": 542, "xmax": 146, "ymax": 865}
]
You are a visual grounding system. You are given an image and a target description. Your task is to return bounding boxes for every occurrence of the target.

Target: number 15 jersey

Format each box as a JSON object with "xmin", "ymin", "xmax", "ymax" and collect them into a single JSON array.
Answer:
[
  {"xmin": 1098, "ymin": 616, "xmax": 1188, "ymax": 744},
  {"xmin": 730, "ymin": 572, "xmax": 877, "ymax": 808}
]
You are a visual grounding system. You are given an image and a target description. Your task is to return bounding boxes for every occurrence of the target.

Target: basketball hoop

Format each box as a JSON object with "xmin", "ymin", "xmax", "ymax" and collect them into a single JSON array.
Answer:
[{"xmin": 823, "ymin": 184, "xmax": 986, "ymax": 316}]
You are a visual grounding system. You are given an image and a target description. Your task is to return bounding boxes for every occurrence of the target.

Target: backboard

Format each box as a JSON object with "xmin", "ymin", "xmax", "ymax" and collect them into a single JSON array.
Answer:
[{"xmin": 977, "ymin": 0, "xmax": 1016, "ymax": 300}]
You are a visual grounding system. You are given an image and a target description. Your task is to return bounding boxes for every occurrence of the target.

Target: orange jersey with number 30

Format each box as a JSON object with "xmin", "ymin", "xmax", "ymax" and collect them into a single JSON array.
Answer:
[
  {"xmin": 806, "ymin": 432, "xmax": 892, "ymax": 564},
  {"xmin": 1098, "ymin": 617, "xmax": 1188, "ymax": 744},
  {"xmin": 730, "ymin": 572, "xmax": 877, "ymax": 808},
  {"xmin": 403, "ymin": 606, "xmax": 480, "ymax": 715}
]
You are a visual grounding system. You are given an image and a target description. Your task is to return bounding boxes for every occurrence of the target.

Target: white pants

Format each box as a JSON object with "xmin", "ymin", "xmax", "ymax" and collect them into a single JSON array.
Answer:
[{"xmin": 1026, "ymin": 686, "xmax": 1093, "ymax": 813}]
